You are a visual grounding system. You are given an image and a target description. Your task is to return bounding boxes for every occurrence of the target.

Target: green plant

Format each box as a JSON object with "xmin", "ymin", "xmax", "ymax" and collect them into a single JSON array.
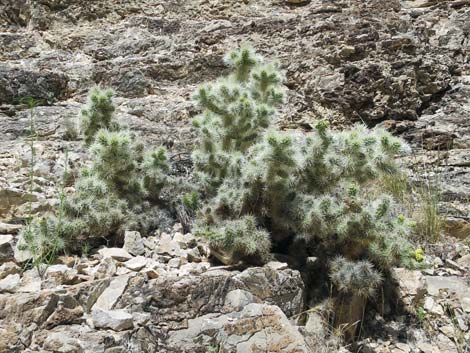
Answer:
[
  {"xmin": 18, "ymin": 130, "xmax": 70, "ymax": 267},
  {"xmin": 417, "ymin": 306, "xmax": 426, "ymax": 322},
  {"xmin": 20, "ymin": 88, "xmax": 172, "ymax": 261},
  {"xmin": 80, "ymin": 87, "xmax": 118, "ymax": 145},
  {"xmin": 182, "ymin": 191, "xmax": 199, "ymax": 211},
  {"xmin": 206, "ymin": 344, "xmax": 219, "ymax": 353},
  {"xmin": 415, "ymin": 181, "xmax": 443, "ymax": 243},
  {"xmin": 193, "ymin": 47, "xmax": 418, "ymax": 296}
]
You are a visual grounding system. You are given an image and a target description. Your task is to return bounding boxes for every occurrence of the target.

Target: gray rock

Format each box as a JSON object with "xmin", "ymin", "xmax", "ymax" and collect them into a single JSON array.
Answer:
[
  {"xmin": 0, "ymin": 66, "xmax": 68, "ymax": 105},
  {"xmin": 123, "ymin": 231, "xmax": 145, "ymax": 256},
  {"xmin": 0, "ymin": 273, "xmax": 20, "ymax": 293},
  {"xmin": 168, "ymin": 303, "xmax": 310, "ymax": 352},
  {"xmin": 94, "ymin": 257, "xmax": 117, "ymax": 279},
  {"xmin": 0, "ymin": 261, "xmax": 20, "ymax": 280},
  {"xmin": 0, "ymin": 222, "xmax": 21, "ymax": 234},
  {"xmin": 43, "ymin": 332, "xmax": 83, "ymax": 353},
  {"xmin": 156, "ymin": 233, "xmax": 182, "ymax": 257},
  {"xmin": 0, "ymin": 234, "xmax": 14, "ymax": 263},
  {"xmin": 93, "ymin": 275, "xmax": 129, "ymax": 311},
  {"xmin": 456, "ymin": 254, "xmax": 470, "ymax": 268},
  {"xmin": 425, "ymin": 276, "xmax": 470, "ymax": 312},
  {"xmin": 98, "ymin": 248, "xmax": 133, "ymax": 262},
  {"xmin": 423, "ymin": 296, "xmax": 444, "ymax": 316},
  {"xmin": 124, "ymin": 256, "xmax": 148, "ymax": 271},
  {"xmin": 92, "ymin": 308, "xmax": 134, "ymax": 331},
  {"xmin": 224, "ymin": 289, "xmax": 258, "ymax": 311},
  {"xmin": 393, "ymin": 268, "xmax": 427, "ymax": 306}
]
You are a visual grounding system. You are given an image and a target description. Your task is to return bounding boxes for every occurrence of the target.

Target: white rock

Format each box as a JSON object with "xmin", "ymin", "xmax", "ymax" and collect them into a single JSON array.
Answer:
[
  {"xmin": 98, "ymin": 248, "xmax": 133, "ymax": 262},
  {"xmin": 0, "ymin": 222, "xmax": 22, "ymax": 234},
  {"xmin": 266, "ymin": 261, "xmax": 288, "ymax": 271},
  {"xmin": 0, "ymin": 274, "xmax": 20, "ymax": 293},
  {"xmin": 94, "ymin": 275, "xmax": 129, "ymax": 310},
  {"xmin": 92, "ymin": 308, "xmax": 134, "ymax": 331},
  {"xmin": 395, "ymin": 342, "xmax": 411, "ymax": 353},
  {"xmin": 124, "ymin": 256, "xmax": 148, "ymax": 271},
  {"xmin": 224, "ymin": 289, "xmax": 257, "ymax": 311},
  {"xmin": 168, "ymin": 257, "xmax": 182, "ymax": 269},
  {"xmin": 123, "ymin": 231, "xmax": 145, "ymax": 256},
  {"xmin": 14, "ymin": 233, "xmax": 33, "ymax": 263},
  {"xmin": 18, "ymin": 269, "xmax": 41, "ymax": 292},
  {"xmin": 94, "ymin": 257, "xmax": 117, "ymax": 279},
  {"xmin": 423, "ymin": 297, "xmax": 444, "ymax": 315},
  {"xmin": 456, "ymin": 254, "xmax": 470, "ymax": 268}
]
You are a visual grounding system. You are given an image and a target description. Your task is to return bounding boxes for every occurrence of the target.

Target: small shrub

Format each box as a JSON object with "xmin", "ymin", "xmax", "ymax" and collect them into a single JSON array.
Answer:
[{"xmin": 415, "ymin": 182, "xmax": 443, "ymax": 242}]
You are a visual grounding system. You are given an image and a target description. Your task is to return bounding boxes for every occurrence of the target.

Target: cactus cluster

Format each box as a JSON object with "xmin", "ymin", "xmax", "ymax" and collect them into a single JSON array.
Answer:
[
  {"xmin": 20, "ymin": 87, "xmax": 170, "ymax": 259},
  {"xmin": 192, "ymin": 47, "xmax": 417, "ymax": 295}
]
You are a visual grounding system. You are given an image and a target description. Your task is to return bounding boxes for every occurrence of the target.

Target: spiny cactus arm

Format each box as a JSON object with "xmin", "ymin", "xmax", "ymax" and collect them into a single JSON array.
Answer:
[
  {"xmin": 250, "ymin": 63, "xmax": 285, "ymax": 104},
  {"xmin": 80, "ymin": 87, "xmax": 116, "ymax": 145},
  {"xmin": 224, "ymin": 46, "xmax": 261, "ymax": 83}
]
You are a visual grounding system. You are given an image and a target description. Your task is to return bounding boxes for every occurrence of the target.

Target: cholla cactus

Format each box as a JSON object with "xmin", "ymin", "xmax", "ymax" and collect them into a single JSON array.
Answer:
[
  {"xmin": 329, "ymin": 256, "xmax": 383, "ymax": 298},
  {"xmin": 80, "ymin": 87, "xmax": 118, "ymax": 145},
  {"xmin": 23, "ymin": 87, "xmax": 172, "ymax": 261},
  {"xmin": 63, "ymin": 173, "xmax": 128, "ymax": 242},
  {"xmin": 192, "ymin": 46, "xmax": 285, "ymax": 189},
  {"xmin": 89, "ymin": 129, "xmax": 142, "ymax": 201},
  {"xmin": 197, "ymin": 215, "xmax": 271, "ymax": 264},
  {"xmin": 193, "ymin": 47, "xmax": 417, "ymax": 282},
  {"xmin": 141, "ymin": 147, "xmax": 169, "ymax": 201}
]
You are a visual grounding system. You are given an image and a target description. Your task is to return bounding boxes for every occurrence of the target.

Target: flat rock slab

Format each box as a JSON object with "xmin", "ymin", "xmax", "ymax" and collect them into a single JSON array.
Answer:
[
  {"xmin": 93, "ymin": 275, "xmax": 129, "ymax": 311},
  {"xmin": 98, "ymin": 248, "xmax": 133, "ymax": 262},
  {"xmin": 425, "ymin": 276, "xmax": 470, "ymax": 312},
  {"xmin": 92, "ymin": 308, "xmax": 133, "ymax": 331}
]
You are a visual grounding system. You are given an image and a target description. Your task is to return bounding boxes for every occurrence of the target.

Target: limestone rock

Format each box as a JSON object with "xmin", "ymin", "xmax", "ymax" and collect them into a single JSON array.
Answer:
[
  {"xmin": 0, "ymin": 273, "xmax": 20, "ymax": 293},
  {"xmin": 0, "ymin": 234, "xmax": 14, "ymax": 264},
  {"xmin": 425, "ymin": 276, "xmax": 470, "ymax": 312},
  {"xmin": 92, "ymin": 308, "xmax": 134, "ymax": 331},
  {"xmin": 0, "ymin": 262, "xmax": 20, "ymax": 280},
  {"xmin": 0, "ymin": 222, "xmax": 21, "ymax": 234},
  {"xmin": 224, "ymin": 289, "xmax": 258, "ymax": 311},
  {"xmin": 168, "ymin": 303, "xmax": 311, "ymax": 352},
  {"xmin": 393, "ymin": 268, "xmax": 427, "ymax": 306},
  {"xmin": 124, "ymin": 256, "xmax": 148, "ymax": 271},
  {"xmin": 123, "ymin": 231, "xmax": 145, "ymax": 256},
  {"xmin": 98, "ymin": 248, "xmax": 132, "ymax": 262}
]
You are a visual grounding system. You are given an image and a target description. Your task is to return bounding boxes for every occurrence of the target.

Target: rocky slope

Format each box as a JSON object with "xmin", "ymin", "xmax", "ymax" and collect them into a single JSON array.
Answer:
[{"xmin": 0, "ymin": 0, "xmax": 469, "ymax": 352}]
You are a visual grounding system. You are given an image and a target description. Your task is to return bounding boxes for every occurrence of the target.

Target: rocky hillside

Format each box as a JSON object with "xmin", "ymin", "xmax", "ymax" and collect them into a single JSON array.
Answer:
[{"xmin": 0, "ymin": 0, "xmax": 469, "ymax": 352}]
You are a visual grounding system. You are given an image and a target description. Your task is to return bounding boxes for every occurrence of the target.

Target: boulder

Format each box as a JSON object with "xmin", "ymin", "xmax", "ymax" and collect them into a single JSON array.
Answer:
[
  {"xmin": 168, "ymin": 303, "xmax": 311, "ymax": 352},
  {"xmin": 123, "ymin": 231, "xmax": 145, "ymax": 256}
]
